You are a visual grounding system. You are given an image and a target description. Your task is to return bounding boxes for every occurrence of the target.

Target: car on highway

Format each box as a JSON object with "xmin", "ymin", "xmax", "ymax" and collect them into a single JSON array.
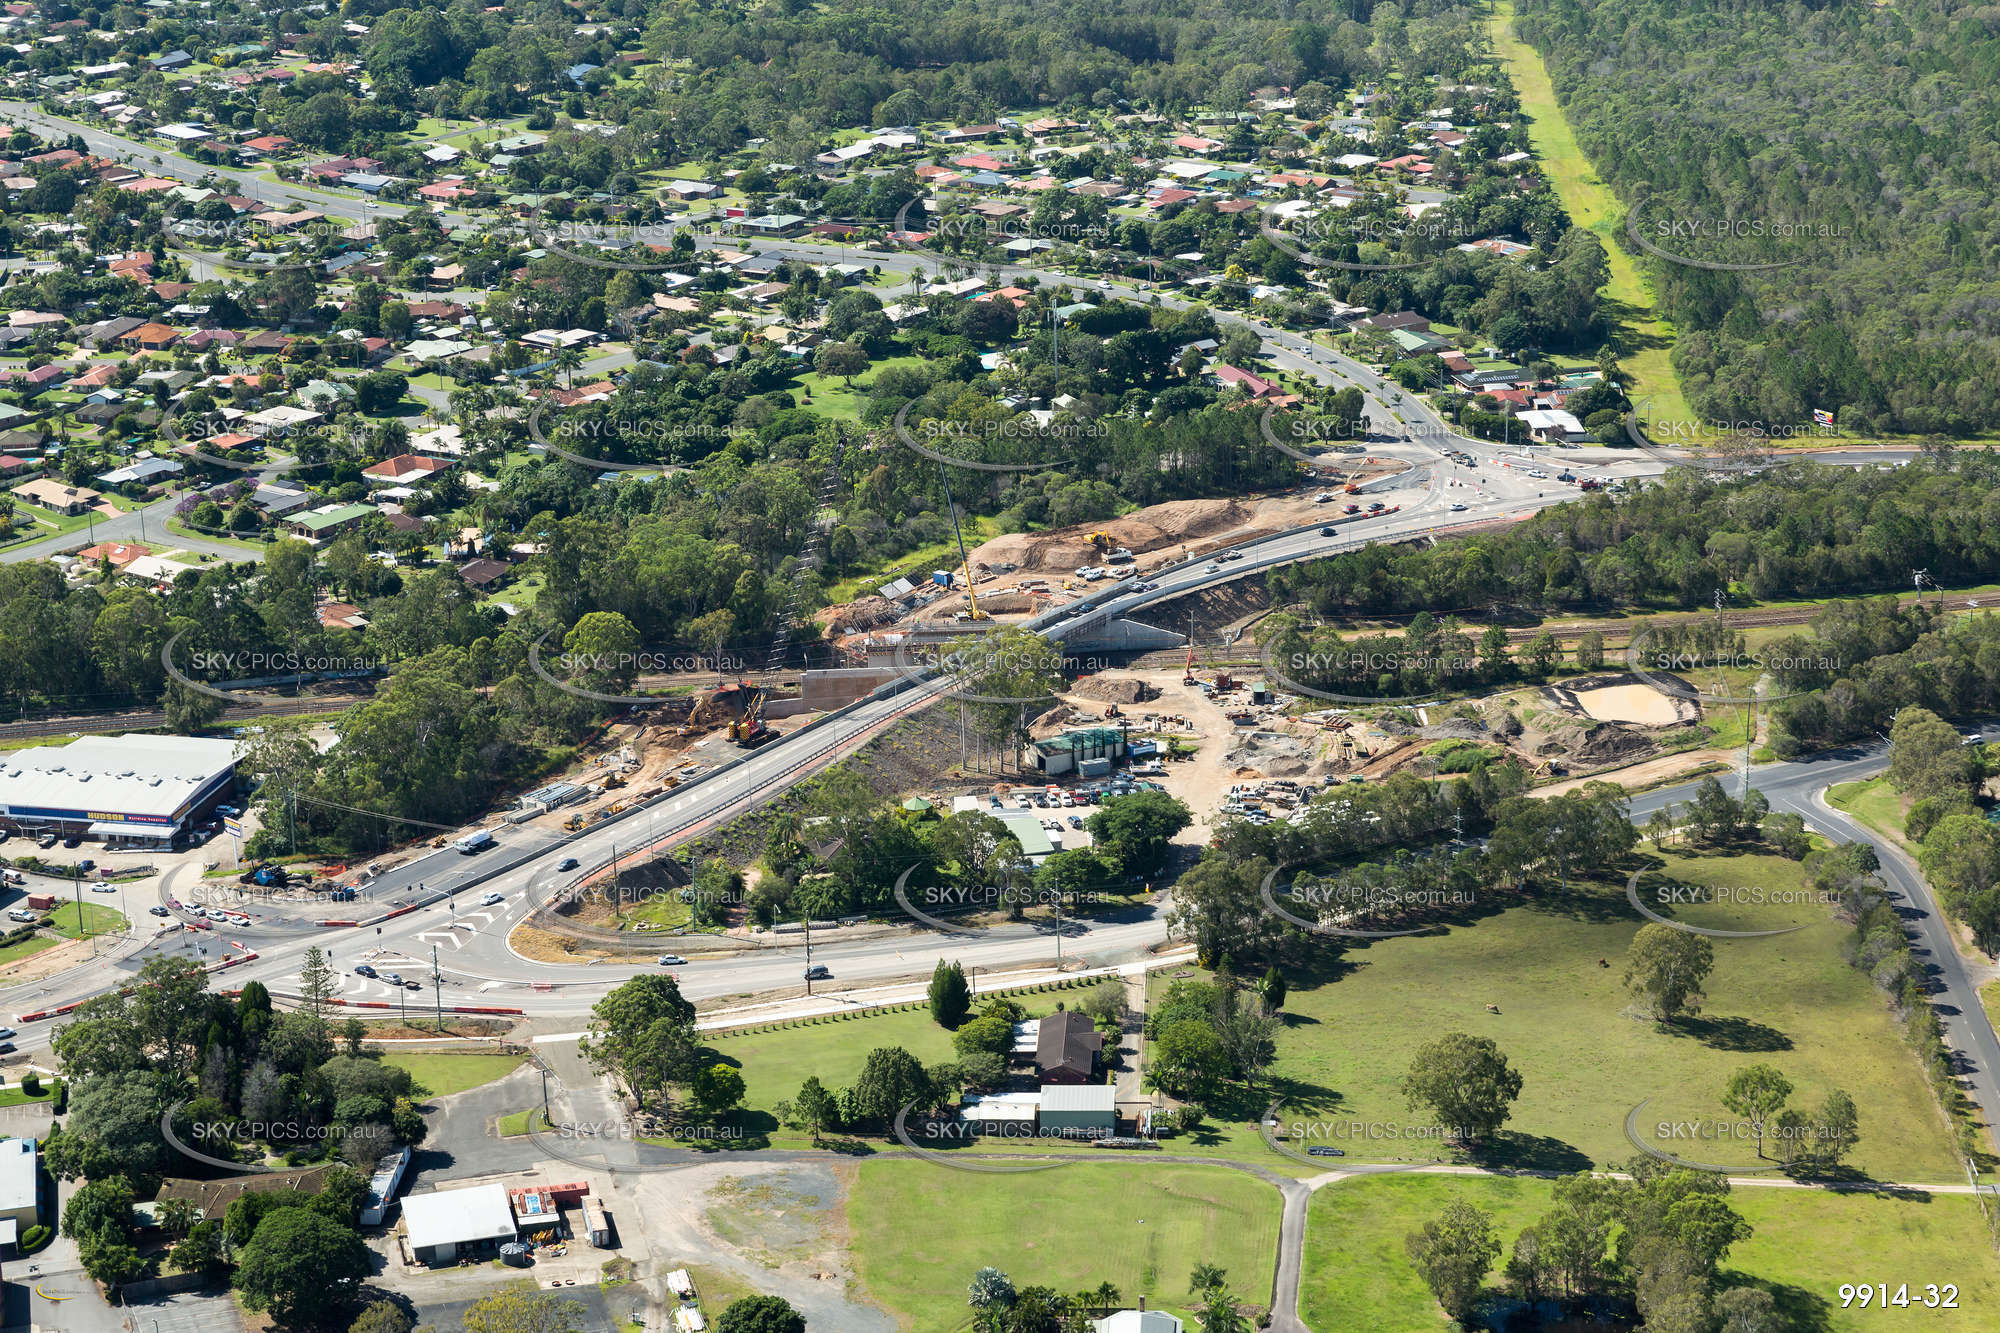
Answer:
[
  {"xmin": 1219, "ymin": 550, "xmax": 1243, "ymax": 561},
  {"xmin": 1343, "ymin": 503, "xmax": 1360, "ymax": 514},
  {"xmin": 355, "ymin": 965, "xmax": 377, "ymax": 978},
  {"xmin": 0, "ymin": 1044, "xmax": 16, "ymax": 1056},
  {"xmin": 557, "ymin": 857, "xmax": 579, "ymax": 871},
  {"xmin": 383, "ymin": 972, "xmax": 403, "ymax": 986},
  {"xmin": 804, "ymin": 964, "xmax": 832, "ymax": 980},
  {"xmin": 658, "ymin": 954, "xmax": 687, "ymax": 966},
  {"xmin": 1449, "ymin": 502, "xmax": 1468, "ymax": 511},
  {"xmin": 149, "ymin": 905, "xmax": 169, "ymax": 917},
  {"xmin": 480, "ymin": 892, "xmax": 505, "ymax": 906},
  {"xmin": 1319, "ymin": 524, "xmax": 1337, "ymax": 536},
  {"xmin": 1204, "ymin": 562, "xmax": 1222, "ymax": 572},
  {"xmin": 0, "ymin": 1028, "xmax": 15, "ymax": 1040}
]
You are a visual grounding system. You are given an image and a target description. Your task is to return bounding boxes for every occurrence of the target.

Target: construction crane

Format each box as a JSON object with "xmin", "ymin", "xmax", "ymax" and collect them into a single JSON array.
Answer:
[
  {"xmin": 728, "ymin": 687, "xmax": 771, "ymax": 747},
  {"xmin": 934, "ymin": 460, "xmax": 989, "ymax": 621}
]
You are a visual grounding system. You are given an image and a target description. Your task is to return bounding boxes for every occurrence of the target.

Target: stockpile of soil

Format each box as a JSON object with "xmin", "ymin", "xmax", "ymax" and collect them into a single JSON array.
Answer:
[
  {"xmin": 967, "ymin": 498, "xmax": 1255, "ymax": 573},
  {"xmin": 1070, "ymin": 676, "xmax": 1158, "ymax": 705},
  {"xmin": 1227, "ymin": 729, "xmax": 1320, "ymax": 777},
  {"xmin": 817, "ymin": 596, "xmax": 895, "ymax": 634}
]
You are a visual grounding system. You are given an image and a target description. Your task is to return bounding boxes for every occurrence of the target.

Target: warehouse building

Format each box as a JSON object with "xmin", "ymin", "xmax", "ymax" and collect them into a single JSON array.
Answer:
[
  {"xmin": 402, "ymin": 1182, "xmax": 519, "ymax": 1265},
  {"xmin": 0, "ymin": 1138, "xmax": 39, "ymax": 1251},
  {"xmin": 0, "ymin": 733, "xmax": 241, "ymax": 846}
]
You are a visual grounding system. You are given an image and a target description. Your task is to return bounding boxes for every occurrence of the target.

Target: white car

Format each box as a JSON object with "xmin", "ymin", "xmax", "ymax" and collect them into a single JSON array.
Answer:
[
  {"xmin": 1449, "ymin": 502, "xmax": 1468, "ymax": 511},
  {"xmin": 1204, "ymin": 562, "xmax": 1222, "ymax": 572},
  {"xmin": 481, "ymin": 892, "xmax": 505, "ymax": 906},
  {"xmin": 5, "ymin": 909, "xmax": 35, "ymax": 922},
  {"xmin": 658, "ymin": 954, "xmax": 687, "ymax": 966}
]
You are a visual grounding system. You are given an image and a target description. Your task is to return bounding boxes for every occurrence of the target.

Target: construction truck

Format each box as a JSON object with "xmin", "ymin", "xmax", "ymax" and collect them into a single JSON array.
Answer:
[{"xmin": 564, "ymin": 812, "xmax": 587, "ymax": 831}]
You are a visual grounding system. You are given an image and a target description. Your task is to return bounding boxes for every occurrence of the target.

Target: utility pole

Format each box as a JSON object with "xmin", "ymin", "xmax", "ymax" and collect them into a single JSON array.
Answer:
[
  {"xmin": 803, "ymin": 912, "xmax": 813, "ymax": 996},
  {"xmin": 431, "ymin": 943, "xmax": 443, "ymax": 1032},
  {"xmin": 74, "ymin": 863, "xmax": 90, "ymax": 955}
]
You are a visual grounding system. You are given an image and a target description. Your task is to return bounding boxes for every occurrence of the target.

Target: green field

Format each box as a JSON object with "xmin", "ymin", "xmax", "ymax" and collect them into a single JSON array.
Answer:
[
  {"xmin": 1231, "ymin": 850, "xmax": 1959, "ymax": 1182},
  {"xmin": 851, "ymin": 1161, "xmax": 1282, "ymax": 1328},
  {"xmin": 381, "ymin": 1051, "xmax": 526, "ymax": 1098},
  {"xmin": 1486, "ymin": 2, "xmax": 1692, "ymax": 431},
  {"xmin": 497, "ymin": 1107, "xmax": 548, "ymax": 1137},
  {"xmin": 0, "ymin": 932, "xmax": 60, "ymax": 967},
  {"xmin": 1302, "ymin": 1172, "xmax": 2000, "ymax": 1331},
  {"xmin": 43, "ymin": 901, "xmax": 126, "ymax": 939},
  {"xmin": 706, "ymin": 1007, "xmax": 960, "ymax": 1142},
  {"xmin": 1828, "ymin": 777, "xmax": 1910, "ymax": 848}
]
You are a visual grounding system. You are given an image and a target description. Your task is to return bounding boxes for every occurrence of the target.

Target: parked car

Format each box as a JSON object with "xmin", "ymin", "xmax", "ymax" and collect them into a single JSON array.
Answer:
[
  {"xmin": 1068, "ymin": 815, "xmax": 1085, "ymax": 830},
  {"xmin": 6, "ymin": 909, "xmax": 36, "ymax": 922},
  {"xmin": 355, "ymin": 965, "xmax": 377, "ymax": 978},
  {"xmin": 658, "ymin": 954, "xmax": 687, "ymax": 966},
  {"xmin": 62, "ymin": 836, "xmax": 80, "ymax": 849},
  {"xmin": 36, "ymin": 833, "xmax": 56, "ymax": 849},
  {"xmin": 403, "ymin": 980, "xmax": 423, "ymax": 990},
  {"xmin": 217, "ymin": 805, "xmax": 241, "ymax": 817},
  {"xmin": 1306, "ymin": 1146, "xmax": 1346, "ymax": 1158},
  {"xmin": 77, "ymin": 859, "xmax": 94, "ymax": 872},
  {"xmin": 91, "ymin": 883, "xmax": 116, "ymax": 893}
]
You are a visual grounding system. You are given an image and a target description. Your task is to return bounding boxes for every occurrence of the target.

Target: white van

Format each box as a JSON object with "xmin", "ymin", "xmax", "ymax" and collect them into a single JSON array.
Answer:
[{"xmin": 454, "ymin": 830, "xmax": 496, "ymax": 854}]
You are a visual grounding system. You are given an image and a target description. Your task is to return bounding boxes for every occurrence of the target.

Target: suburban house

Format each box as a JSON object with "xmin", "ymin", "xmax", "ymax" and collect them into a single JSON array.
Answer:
[
  {"xmin": 14, "ymin": 479, "xmax": 102, "ymax": 514},
  {"xmin": 1035, "ymin": 1010, "xmax": 1103, "ymax": 1085},
  {"xmin": 360, "ymin": 454, "xmax": 451, "ymax": 485}
]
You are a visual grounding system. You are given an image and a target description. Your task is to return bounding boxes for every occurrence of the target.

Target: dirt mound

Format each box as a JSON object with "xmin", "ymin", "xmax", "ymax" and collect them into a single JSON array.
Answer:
[
  {"xmin": 1530, "ymin": 715, "xmax": 1656, "ymax": 765},
  {"xmin": 1070, "ymin": 676, "xmax": 1159, "ymax": 705},
  {"xmin": 1226, "ymin": 729, "xmax": 1319, "ymax": 777},
  {"xmin": 1420, "ymin": 717, "xmax": 1492, "ymax": 743},
  {"xmin": 817, "ymin": 596, "xmax": 894, "ymax": 634},
  {"xmin": 967, "ymin": 498, "xmax": 1256, "ymax": 574}
]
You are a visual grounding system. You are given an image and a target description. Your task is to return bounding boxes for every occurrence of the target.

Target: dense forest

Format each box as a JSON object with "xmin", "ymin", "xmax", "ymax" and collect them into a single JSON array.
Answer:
[
  {"xmin": 1513, "ymin": 0, "xmax": 2000, "ymax": 436},
  {"xmin": 1273, "ymin": 452, "xmax": 2000, "ymax": 616}
]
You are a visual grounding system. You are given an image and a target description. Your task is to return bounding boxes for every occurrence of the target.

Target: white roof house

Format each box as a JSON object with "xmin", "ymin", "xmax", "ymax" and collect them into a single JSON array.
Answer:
[
  {"xmin": 401, "ymin": 1182, "xmax": 516, "ymax": 1262},
  {"xmin": 1094, "ymin": 1312, "xmax": 1183, "ymax": 1333}
]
